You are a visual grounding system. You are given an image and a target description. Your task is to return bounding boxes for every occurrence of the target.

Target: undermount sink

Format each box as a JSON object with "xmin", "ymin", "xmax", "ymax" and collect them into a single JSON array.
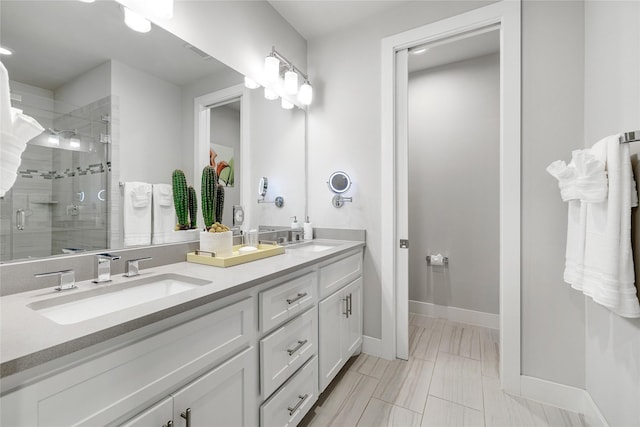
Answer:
[
  {"xmin": 288, "ymin": 241, "xmax": 340, "ymax": 253},
  {"xmin": 28, "ymin": 274, "xmax": 211, "ymax": 325}
]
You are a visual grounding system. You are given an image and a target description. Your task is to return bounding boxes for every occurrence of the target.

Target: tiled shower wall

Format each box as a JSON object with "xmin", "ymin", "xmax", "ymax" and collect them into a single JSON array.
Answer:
[{"xmin": 0, "ymin": 94, "xmax": 111, "ymax": 261}]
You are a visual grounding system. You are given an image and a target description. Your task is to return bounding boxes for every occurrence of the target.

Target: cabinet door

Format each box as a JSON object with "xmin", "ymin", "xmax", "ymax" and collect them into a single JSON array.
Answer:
[
  {"xmin": 344, "ymin": 278, "xmax": 363, "ymax": 357},
  {"xmin": 318, "ymin": 288, "xmax": 347, "ymax": 392},
  {"xmin": 172, "ymin": 347, "xmax": 257, "ymax": 427},
  {"xmin": 120, "ymin": 397, "xmax": 173, "ymax": 427}
]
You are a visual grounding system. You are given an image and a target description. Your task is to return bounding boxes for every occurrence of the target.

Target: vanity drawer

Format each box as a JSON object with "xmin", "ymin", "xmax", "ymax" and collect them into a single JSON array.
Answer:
[
  {"xmin": 260, "ymin": 306, "xmax": 317, "ymax": 398},
  {"xmin": 1, "ymin": 298, "xmax": 253, "ymax": 427},
  {"xmin": 260, "ymin": 356, "xmax": 318, "ymax": 427},
  {"xmin": 260, "ymin": 272, "xmax": 316, "ymax": 333},
  {"xmin": 319, "ymin": 251, "xmax": 362, "ymax": 299}
]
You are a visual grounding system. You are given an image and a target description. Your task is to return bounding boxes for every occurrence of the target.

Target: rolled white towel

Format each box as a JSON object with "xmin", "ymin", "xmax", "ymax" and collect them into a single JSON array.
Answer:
[{"xmin": 0, "ymin": 61, "xmax": 44, "ymax": 197}]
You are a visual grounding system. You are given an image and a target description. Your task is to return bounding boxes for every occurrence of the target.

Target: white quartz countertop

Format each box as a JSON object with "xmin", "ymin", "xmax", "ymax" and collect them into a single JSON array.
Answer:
[{"xmin": 0, "ymin": 239, "xmax": 364, "ymax": 378}]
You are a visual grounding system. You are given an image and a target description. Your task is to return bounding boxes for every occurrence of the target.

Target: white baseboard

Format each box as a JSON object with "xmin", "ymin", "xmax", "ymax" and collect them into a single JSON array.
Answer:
[
  {"xmin": 362, "ymin": 335, "xmax": 385, "ymax": 358},
  {"xmin": 520, "ymin": 375, "xmax": 609, "ymax": 427},
  {"xmin": 409, "ymin": 300, "xmax": 499, "ymax": 329}
]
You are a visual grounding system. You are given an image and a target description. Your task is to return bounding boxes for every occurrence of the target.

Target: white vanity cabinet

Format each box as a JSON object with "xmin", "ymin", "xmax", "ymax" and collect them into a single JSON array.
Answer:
[
  {"xmin": 318, "ymin": 257, "xmax": 363, "ymax": 392},
  {"xmin": 120, "ymin": 397, "xmax": 173, "ymax": 427},
  {"xmin": 0, "ymin": 243, "xmax": 365, "ymax": 427},
  {"xmin": 1, "ymin": 298, "xmax": 255, "ymax": 427}
]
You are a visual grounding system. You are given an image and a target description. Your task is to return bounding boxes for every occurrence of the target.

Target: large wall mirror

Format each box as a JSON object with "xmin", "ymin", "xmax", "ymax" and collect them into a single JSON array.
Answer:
[{"xmin": 0, "ymin": 0, "xmax": 306, "ymax": 263}]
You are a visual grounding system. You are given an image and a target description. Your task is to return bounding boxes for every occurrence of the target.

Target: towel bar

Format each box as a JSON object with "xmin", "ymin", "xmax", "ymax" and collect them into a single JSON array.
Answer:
[{"xmin": 620, "ymin": 131, "xmax": 639, "ymax": 144}]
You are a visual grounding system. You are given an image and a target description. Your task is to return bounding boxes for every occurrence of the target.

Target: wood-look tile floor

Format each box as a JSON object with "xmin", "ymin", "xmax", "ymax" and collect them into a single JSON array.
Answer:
[{"xmin": 299, "ymin": 314, "xmax": 589, "ymax": 427}]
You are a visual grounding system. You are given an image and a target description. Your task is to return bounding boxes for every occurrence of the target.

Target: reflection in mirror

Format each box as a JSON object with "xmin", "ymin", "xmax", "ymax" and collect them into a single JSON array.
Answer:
[
  {"xmin": 209, "ymin": 100, "xmax": 240, "ymax": 227},
  {"xmin": 0, "ymin": 0, "xmax": 244, "ymax": 262}
]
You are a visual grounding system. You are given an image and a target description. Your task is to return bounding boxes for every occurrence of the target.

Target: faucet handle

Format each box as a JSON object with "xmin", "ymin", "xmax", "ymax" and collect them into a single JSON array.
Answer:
[
  {"xmin": 96, "ymin": 253, "xmax": 121, "ymax": 261},
  {"xmin": 125, "ymin": 257, "xmax": 152, "ymax": 277},
  {"xmin": 34, "ymin": 269, "xmax": 76, "ymax": 292}
]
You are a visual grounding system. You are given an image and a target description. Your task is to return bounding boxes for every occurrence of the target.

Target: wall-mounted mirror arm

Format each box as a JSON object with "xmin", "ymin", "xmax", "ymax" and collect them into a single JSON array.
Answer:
[
  {"xmin": 257, "ymin": 176, "xmax": 284, "ymax": 207},
  {"xmin": 258, "ymin": 195, "xmax": 285, "ymax": 208},
  {"xmin": 332, "ymin": 195, "xmax": 352, "ymax": 208}
]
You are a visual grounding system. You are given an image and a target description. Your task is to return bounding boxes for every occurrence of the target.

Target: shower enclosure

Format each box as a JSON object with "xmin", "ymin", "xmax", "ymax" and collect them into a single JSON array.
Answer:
[{"xmin": 0, "ymin": 93, "xmax": 112, "ymax": 262}]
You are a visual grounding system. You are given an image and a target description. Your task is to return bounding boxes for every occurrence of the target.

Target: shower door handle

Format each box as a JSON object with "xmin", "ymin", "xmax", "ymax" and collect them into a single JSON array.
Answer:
[{"xmin": 15, "ymin": 209, "xmax": 25, "ymax": 230}]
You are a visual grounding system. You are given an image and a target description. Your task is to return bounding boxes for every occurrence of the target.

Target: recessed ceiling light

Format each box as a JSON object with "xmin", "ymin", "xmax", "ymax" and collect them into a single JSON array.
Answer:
[
  {"xmin": 78, "ymin": 0, "xmax": 96, "ymax": 3},
  {"xmin": 0, "ymin": 46, "xmax": 13, "ymax": 56},
  {"xmin": 409, "ymin": 47, "xmax": 429, "ymax": 55}
]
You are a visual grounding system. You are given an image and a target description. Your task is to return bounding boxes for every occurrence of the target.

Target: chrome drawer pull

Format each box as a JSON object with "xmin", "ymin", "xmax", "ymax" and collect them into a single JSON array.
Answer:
[
  {"xmin": 287, "ymin": 339, "xmax": 308, "ymax": 356},
  {"xmin": 180, "ymin": 408, "xmax": 191, "ymax": 427},
  {"xmin": 343, "ymin": 297, "xmax": 349, "ymax": 318},
  {"xmin": 348, "ymin": 293, "xmax": 353, "ymax": 315},
  {"xmin": 287, "ymin": 393, "xmax": 309, "ymax": 416},
  {"xmin": 286, "ymin": 292, "xmax": 307, "ymax": 304}
]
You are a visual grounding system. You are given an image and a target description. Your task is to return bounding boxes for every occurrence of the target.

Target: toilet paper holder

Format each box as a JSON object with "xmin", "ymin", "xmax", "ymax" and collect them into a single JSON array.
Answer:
[{"xmin": 426, "ymin": 254, "xmax": 449, "ymax": 266}]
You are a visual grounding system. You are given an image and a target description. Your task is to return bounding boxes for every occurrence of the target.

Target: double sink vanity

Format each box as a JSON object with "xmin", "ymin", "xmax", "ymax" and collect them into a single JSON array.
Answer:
[{"xmin": 0, "ymin": 238, "xmax": 365, "ymax": 426}]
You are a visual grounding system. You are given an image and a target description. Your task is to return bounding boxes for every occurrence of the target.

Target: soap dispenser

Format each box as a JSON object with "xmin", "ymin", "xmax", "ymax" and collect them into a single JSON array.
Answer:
[
  {"xmin": 304, "ymin": 216, "xmax": 313, "ymax": 240},
  {"xmin": 291, "ymin": 216, "xmax": 299, "ymax": 229}
]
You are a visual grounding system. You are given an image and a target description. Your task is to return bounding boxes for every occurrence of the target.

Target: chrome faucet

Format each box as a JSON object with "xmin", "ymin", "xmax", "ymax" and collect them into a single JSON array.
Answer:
[
  {"xmin": 34, "ymin": 269, "xmax": 76, "ymax": 291},
  {"xmin": 124, "ymin": 257, "xmax": 152, "ymax": 277},
  {"xmin": 93, "ymin": 253, "xmax": 121, "ymax": 283}
]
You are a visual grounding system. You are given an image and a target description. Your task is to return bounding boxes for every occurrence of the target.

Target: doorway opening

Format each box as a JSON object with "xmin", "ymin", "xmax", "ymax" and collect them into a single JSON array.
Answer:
[
  {"xmin": 405, "ymin": 26, "xmax": 501, "ymax": 332},
  {"xmin": 380, "ymin": 1, "xmax": 521, "ymax": 393}
]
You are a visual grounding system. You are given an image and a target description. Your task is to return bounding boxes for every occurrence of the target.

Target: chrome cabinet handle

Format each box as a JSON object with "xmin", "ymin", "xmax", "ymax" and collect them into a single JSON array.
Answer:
[
  {"xmin": 180, "ymin": 408, "xmax": 191, "ymax": 427},
  {"xmin": 162, "ymin": 421, "xmax": 173, "ymax": 427},
  {"xmin": 287, "ymin": 339, "xmax": 308, "ymax": 356},
  {"xmin": 286, "ymin": 292, "xmax": 307, "ymax": 304},
  {"xmin": 348, "ymin": 293, "xmax": 353, "ymax": 316},
  {"xmin": 15, "ymin": 209, "xmax": 25, "ymax": 230},
  {"xmin": 287, "ymin": 394, "xmax": 309, "ymax": 416},
  {"xmin": 343, "ymin": 296, "xmax": 349, "ymax": 318}
]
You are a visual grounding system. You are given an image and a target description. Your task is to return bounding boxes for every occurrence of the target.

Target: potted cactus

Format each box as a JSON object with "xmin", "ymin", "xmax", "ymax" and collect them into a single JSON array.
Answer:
[
  {"xmin": 172, "ymin": 169, "xmax": 189, "ymax": 230},
  {"xmin": 187, "ymin": 185, "xmax": 197, "ymax": 229},
  {"xmin": 200, "ymin": 165, "xmax": 231, "ymax": 256}
]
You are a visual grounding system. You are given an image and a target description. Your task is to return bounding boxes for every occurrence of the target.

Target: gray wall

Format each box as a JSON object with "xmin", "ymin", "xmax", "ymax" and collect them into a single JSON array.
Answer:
[
  {"xmin": 407, "ymin": 53, "xmax": 500, "ymax": 315},
  {"xmin": 583, "ymin": 1, "xmax": 640, "ymax": 425},
  {"xmin": 307, "ymin": 0, "xmax": 494, "ymax": 341},
  {"xmin": 521, "ymin": 0, "xmax": 586, "ymax": 388}
]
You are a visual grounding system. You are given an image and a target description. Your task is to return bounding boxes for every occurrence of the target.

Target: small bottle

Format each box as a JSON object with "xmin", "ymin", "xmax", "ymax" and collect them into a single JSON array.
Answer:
[
  {"xmin": 291, "ymin": 216, "xmax": 299, "ymax": 229},
  {"xmin": 303, "ymin": 216, "xmax": 313, "ymax": 240}
]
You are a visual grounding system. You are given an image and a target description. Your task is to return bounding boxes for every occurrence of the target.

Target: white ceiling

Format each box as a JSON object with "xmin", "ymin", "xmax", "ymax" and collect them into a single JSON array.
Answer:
[
  {"xmin": 1, "ymin": 1, "xmax": 234, "ymax": 91},
  {"xmin": 268, "ymin": 0, "xmax": 411, "ymax": 40},
  {"xmin": 269, "ymin": 1, "xmax": 499, "ymax": 72}
]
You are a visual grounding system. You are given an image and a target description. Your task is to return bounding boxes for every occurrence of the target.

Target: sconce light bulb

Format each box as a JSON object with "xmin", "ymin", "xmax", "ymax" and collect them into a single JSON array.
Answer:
[
  {"xmin": 0, "ymin": 46, "xmax": 13, "ymax": 56},
  {"xmin": 281, "ymin": 98, "xmax": 294, "ymax": 110},
  {"xmin": 298, "ymin": 81, "xmax": 313, "ymax": 106},
  {"xmin": 264, "ymin": 87, "xmax": 278, "ymax": 101},
  {"xmin": 123, "ymin": 6, "xmax": 151, "ymax": 33},
  {"xmin": 69, "ymin": 137, "xmax": 81, "ymax": 148},
  {"xmin": 264, "ymin": 55, "xmax": 280, "ymax": 82},
  {"xmin": 244, "ymin": 76, "xmax": 260, "ymax": 89},
  {"xmin": 48, "ymin": 134, "xmax": 60, "ymax": 146},
  {"xmin": 284, "ymin": 69, "xmax": 298, "ymax": 95}
]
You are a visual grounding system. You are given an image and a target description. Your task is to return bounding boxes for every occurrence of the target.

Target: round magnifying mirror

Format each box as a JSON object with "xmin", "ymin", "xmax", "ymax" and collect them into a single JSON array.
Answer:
[
  {"xmin": 258, "ymin": 177, "xmax": 268, "ymax": 197},
  {"xmin": 328, "ymin": 171, "xmax": 351, "ymax": 194}
]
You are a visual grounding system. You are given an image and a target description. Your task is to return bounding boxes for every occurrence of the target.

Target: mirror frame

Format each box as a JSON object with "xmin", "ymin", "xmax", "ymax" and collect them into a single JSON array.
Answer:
[
  {"xmin": 194, "ymin": 84, "xmax": 250, "ymax": 229},
  {"xmin": 328, "ymin": 171, "xmax": 352, "ymax": 194}
]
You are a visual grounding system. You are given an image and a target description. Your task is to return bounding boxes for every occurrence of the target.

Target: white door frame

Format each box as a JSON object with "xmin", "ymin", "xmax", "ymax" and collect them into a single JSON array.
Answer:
[
  {"xmin": 380, "ymin": 0, "xmax": 521, "ymax": 394},
  {"xmin": 194, "ymin": 84, "xmax": 251, "ymax": 229}
]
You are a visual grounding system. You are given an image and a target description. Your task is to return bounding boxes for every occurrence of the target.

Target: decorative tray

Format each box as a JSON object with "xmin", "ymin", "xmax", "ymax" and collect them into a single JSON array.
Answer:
[{"xmin": 186, "ymin": 243, "xmax": 285, "ymax": 267}]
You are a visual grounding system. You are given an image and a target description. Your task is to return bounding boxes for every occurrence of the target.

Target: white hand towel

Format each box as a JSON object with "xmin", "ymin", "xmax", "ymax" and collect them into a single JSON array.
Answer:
[
  {"xmin": 152, "ymin": 183, "xmax": 176, "ymax": 244},
  {"xmin": 547, "ymin": 147, "xmax": 607, "ymax": 288},
  {"xmin": 580, "ymin": 135, "xmax": 640, "ymax": 318},
  {"xmin": 0, "ymin": 61, "xmax": 44, "ymax": 197},
  {"xmin": 123, "ymin": 182, "xmax": 152, "ymax": 247}
]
